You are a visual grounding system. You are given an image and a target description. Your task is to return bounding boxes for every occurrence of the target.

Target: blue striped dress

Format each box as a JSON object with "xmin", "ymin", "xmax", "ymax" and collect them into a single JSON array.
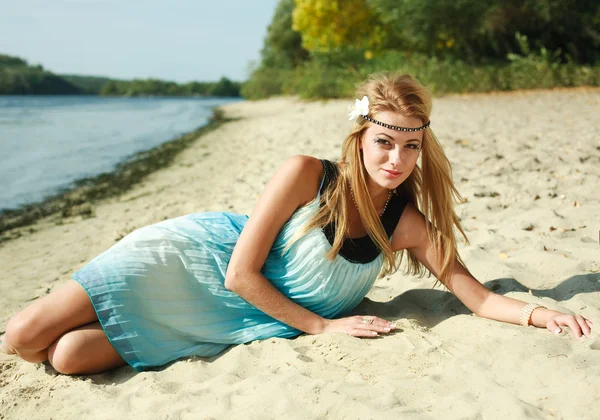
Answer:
[{"xmin": 72, "ymin": 160, "xmax": 404, "ymax": 371}]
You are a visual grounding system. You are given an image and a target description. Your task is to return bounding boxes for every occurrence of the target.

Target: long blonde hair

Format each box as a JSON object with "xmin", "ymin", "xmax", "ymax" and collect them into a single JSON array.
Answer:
[{"xmin": 290, "ymin": 72, "xmax": 467, "ymax": 287}]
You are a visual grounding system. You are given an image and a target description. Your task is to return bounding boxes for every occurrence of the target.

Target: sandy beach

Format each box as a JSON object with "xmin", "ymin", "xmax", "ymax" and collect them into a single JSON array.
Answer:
[{"xmin": 1, "ymin": 90, "xmax": 599, "ymax": 419}]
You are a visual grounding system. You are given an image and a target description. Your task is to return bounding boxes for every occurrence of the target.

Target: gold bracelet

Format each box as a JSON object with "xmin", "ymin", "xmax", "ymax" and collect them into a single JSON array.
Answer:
[{"xmin": 519, "ymin": 303, "xmax": 545, "ymax": 327}]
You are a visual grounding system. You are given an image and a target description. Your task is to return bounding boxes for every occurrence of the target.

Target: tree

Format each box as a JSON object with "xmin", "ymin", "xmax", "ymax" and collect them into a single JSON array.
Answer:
[
  {"xmin": 0, "ymin": 54, "xmax": 28, "ymax": 67},
  {"xmin": 367, "ymin": 0, "xmax": 490, "ymax": 62},
  {"xmin": 207, "ymin": 77, "xmax": 240, "ymax": 97},
  {"xmin": 260, "ymin": 0, "xmax": 308, "ymax": 69},
  {"xmin": 292, "ymin": 0, "xmax": 386, "ymax": 52},
  {"xmin": 480, "ymin": 0, "xmax": 600, "ymax": 64},
  {"xmin": 100, "ymin": 81, "xmax": 120, "ymax": 95},
  {"xmin": 368, "ymin": 0, "xmax": 600, "ymax": 64}
]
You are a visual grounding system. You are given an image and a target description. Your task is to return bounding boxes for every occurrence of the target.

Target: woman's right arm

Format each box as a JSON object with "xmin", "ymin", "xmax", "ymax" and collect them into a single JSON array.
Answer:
[
  {"xmin": 224, "ymin": 155, "xmax": 393, "ymax": 337},
  {"xmin": 224, "ymin": 155, "xmax": 326, "ymax": 334}
]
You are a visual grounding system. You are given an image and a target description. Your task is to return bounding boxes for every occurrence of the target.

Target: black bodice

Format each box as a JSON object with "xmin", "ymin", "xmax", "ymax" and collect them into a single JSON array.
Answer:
[{"xmin": 319, "ymin": 159, "xmax": 407, "ymax": 264}]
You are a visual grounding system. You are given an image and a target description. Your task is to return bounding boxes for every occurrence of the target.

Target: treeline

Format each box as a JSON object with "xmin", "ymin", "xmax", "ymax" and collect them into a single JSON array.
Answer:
[
  {"xmin": 0, "ymin": 54, "xmax": 241, "ymax": 97},
  {"xmin": 61, "ymin": 74, "xmax": 114, "ymax": 94},
  {"xmin": 99, "ymin": 77, "xmax": 240, "ymax": 97},
  {"xmin": 0, "ymin": 55, "xmax": 81, "ymax": 94},
  {"xmin": 243, "ymin": 0, "xmax": 600, "ymax": 99}
]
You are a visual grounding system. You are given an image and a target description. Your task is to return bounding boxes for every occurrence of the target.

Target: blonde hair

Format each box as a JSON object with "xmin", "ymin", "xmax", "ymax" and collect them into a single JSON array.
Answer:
[{"xmin": 289, "ymin": 72, "xmax": 467, "ymax": 287}]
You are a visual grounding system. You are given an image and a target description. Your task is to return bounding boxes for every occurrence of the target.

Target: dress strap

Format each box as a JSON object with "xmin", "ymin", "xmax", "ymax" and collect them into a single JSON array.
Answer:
[{"xmin": 318, "ymin": 159, "xmax": 339, "ymax": 196}]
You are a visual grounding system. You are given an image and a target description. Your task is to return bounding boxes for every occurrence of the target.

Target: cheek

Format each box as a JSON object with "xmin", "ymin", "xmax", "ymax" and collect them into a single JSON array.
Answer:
[
  {"xmin": 408, "ymin": 154, "xmax": 420, "ymax": 168},
  {"xmin": 397, "ymin": 154, "xmax": 419, "ymax": 179},
  {"xmin": 363, "ymin": 143, "xmax": 387, "ymax": 160},
  {"xmin": 362, "ymin": 148, "xmax": 386, "ymax": 172},
  {"xmin": 396, "ymin": 164, "xmax": 417, "ymax": 185}
]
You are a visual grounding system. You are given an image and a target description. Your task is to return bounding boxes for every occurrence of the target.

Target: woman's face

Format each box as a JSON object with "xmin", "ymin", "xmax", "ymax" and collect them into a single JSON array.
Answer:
[{"xmin": 360, "ymin": 111, "xmax": 424, "ymax": 192}]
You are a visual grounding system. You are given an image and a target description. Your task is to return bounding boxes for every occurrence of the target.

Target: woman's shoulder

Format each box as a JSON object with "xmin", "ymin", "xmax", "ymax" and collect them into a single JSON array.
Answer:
[
  {"xmin": 281, "ymin": 155, "xmax": 325, "ymax": 205},
  {"xmin": 283, "ymin": 155, "xmax": 324, "ymax": 180},
  {"xmin": 286, "ymin": 154, "xmax": 323, "ymax": 169}
]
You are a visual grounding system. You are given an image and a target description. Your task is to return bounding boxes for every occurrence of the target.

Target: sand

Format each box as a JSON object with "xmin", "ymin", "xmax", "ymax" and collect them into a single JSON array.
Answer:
[{"xmin": 1, "ymin": 90, "xmax": 599, "ymax": 419}]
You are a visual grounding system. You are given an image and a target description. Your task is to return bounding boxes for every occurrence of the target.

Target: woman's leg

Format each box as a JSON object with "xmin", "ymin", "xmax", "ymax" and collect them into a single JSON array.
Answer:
[
  {"xmin": 47, "ymin": 322, "xmax": 126, "ymax": 374},
  {"xmin": 3, "ymin": 279, "xmax": 98, "ymax": 363}
]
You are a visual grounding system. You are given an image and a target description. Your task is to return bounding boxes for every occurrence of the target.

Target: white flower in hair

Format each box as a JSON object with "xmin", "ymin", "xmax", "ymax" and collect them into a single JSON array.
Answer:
[{"xmin": 348, "ymin": 96, "xmax": 370, "ymax": 121}]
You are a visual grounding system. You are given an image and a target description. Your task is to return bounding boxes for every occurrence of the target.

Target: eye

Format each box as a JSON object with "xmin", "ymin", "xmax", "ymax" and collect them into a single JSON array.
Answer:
[
  {"xmin": 374, "ymin": 138, "xmax": 391, "ymax": 146},
  {"xmin": 406, "ymin": 143, "xmax": 421, "ymax": 150}
]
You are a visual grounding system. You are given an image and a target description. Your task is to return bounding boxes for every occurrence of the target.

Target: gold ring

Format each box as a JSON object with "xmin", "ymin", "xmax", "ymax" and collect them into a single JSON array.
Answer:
[{"xmin": 362, "ymin": 317, "xmax": 374, "ymax": 324}]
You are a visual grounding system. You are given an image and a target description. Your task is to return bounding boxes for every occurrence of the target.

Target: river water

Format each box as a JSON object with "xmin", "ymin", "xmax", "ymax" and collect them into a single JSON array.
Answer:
[{"xmin": 0, "ymin": 95, "xmax": 241, "ymax": 211}]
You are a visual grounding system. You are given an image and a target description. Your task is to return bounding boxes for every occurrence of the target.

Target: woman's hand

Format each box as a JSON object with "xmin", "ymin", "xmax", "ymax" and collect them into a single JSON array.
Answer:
[
  {"xmin": 547, "ymin": 313, "xmax": 593, "ymax": 340},
  {"xmin": 318, "ymin": 315, "xmax": 396, "ymax": 337}
]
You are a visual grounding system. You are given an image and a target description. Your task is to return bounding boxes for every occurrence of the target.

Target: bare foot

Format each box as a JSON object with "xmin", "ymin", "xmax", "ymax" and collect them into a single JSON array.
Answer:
[{"xmin": 0, "ymin": 334, "xmax": 16, "ymax": 354}]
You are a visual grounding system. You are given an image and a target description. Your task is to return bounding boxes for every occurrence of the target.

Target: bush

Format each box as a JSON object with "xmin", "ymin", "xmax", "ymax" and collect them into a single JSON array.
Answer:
[
  {"xmin": 242, "ymin": 48, "xmax": 600, "ymax": 99},
  {"xmin": 241, "ymin": 67, "xmax": 294, "ymax": 99}
]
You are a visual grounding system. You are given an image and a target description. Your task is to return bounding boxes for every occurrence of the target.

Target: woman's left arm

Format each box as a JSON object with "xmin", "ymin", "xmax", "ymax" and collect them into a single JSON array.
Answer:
[{"xmin": 392, "ymin": 204, "xmax": 593, "ymax": 339}]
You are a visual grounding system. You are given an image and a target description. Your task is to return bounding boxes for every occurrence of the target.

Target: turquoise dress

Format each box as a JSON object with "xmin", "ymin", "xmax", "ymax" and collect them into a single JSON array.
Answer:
[{"xmin": 72, "ymin": 160, "xmax": 406, "ymax": 371}]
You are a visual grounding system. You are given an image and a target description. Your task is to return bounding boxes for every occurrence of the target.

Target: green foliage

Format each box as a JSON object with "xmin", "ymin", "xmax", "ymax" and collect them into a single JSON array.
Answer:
[
  {"xmin": 241, "ymin": 67, "xmax": 294, "ymax": 99},
  {"xmin": 244, "ymin": 49, "xmax": 600, "ymax": 99},
  {"xmin": 206, "ymin": 77, "xmax": 240, "ymax": 97},
  {"xmin": 261, "ymin": 0, "xmax": 308, "ymax": 69},
  {"xmin": 60, "ymin": 74, "xmax": 114, "ymax": 94},
  {"xmin": 244, "ymin": 0, "xmax": 600, "ymax": 99},
  {"xmin": 242, "ymin": 0, "xmax": 308, "ymax": 98},
  {"xmin": 292, "ymin": 0, "xmax": 386, "ymax": 52},
  {"xmin": 0, "ymin": 54, "xmax": 29, "ymax": 67},
  {"xmin": 285, "ymin": 61, "xmax": 356, "ymax": 98},
  {"xmin": 98, "ymin": 77, "xmax": 241, "ymax": 97},
  {"xmin": 368, "ymin": 0, "xmax": 490, "ymax": 61},
  {"xmin": 0, "ymin": 55, "xmax": 81, "ymax": 95},
  {"xmin": 482, "ymin": 0, "xmax": 600, "ymax": 65},
  {"xmin": 0, "ymin": 53, "xmax": 241, "ymax": 97},
  {"xmin": 368, "ymin": 0, "xmax": 600, "ymax": 65}
]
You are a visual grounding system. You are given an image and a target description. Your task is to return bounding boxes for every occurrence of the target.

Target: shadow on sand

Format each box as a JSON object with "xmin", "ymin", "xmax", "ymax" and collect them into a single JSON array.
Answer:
[
  {"xmin": 44, "ymin": 273, "xmax": 598, "ymax": 382},
  {"xmin": 353, "ymin": 273, "xmax": 600, "ymax": 329}
]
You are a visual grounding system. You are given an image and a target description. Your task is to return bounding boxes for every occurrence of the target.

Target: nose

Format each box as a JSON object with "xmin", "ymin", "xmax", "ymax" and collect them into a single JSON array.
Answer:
[{"xmin": 389, "ymin": 147, "xmax": 403, "ymax": 167}]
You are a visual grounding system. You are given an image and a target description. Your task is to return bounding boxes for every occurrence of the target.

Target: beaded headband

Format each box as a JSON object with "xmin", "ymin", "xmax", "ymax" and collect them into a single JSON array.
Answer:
[{"xmin": 348, "ymin": 95, "xmax": 431, "ymax": 132}]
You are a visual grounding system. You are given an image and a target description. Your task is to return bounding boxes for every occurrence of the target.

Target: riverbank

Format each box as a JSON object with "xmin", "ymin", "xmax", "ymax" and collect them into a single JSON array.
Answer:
[
  {"xmin": 0, "ymin": 108, "xmax": 233, "ymax": 243},
  {"xmin": 1, "ymin": 90, "xmax": 599, "ymax": 419}
]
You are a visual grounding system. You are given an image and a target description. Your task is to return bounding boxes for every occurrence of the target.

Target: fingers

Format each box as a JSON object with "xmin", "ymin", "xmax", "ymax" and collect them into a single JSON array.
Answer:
[
  {"xmin": 360, "ymin": 316, "xmax": 395, "ymax": 332},
  {"xmin": 547, "ymin": 318, "xmax": 561, "ymax": 335},
  {"xmin": 576, "ymin": 315, "xmax": 592, "ymax": 339},
  {"xmin": 566, "ymin": 315, "xmax": 592, "ymax": 340},
  {"xmin": 349, "ymin": 328, "xmax": 380, "ymax": 338},
  {"xmin": 349, "ymin": 316, "xmax": 396, "ymax": 337},
  {"xmin": 549, "ymin": 315, "xmax": 593, "ymax": 340},
  {"xmin": 565, "ymin": 316, "xmax": 585, "ymax": 340}
]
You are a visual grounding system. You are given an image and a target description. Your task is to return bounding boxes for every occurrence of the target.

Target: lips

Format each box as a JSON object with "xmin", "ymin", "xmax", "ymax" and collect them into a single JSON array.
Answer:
[{"xmin": 383, "ymin": 169, "xmax": 402, "ymax": 176}]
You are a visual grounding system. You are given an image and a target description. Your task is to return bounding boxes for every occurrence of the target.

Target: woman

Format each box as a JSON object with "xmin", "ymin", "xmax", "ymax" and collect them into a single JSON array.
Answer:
[{"xmin": 1, "ymin": 73, "xmax": 593, "ymax": 375}]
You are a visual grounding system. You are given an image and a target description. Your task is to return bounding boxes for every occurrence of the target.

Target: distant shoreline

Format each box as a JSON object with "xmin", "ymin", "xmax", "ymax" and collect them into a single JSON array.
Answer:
[
  {"xmin": 0, "ymin": 107, "xmax": 235, "ymax": 243},
  {"xmin": 0, "ymin": 54, "xmax": 243, "ymax": 96}
]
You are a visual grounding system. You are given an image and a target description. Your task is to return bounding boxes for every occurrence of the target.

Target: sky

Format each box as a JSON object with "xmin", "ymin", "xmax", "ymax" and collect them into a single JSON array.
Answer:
[{"xmin": 0, "ymin": 0, "xmax": 279, "ymax": 82}]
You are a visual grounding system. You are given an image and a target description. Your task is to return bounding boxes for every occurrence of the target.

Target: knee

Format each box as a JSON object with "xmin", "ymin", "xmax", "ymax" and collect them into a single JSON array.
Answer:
[
  {"xmin": 5, "ymin": 314, "xmax": 40, "ymax": 352},
  {"xmin": 47, "ymin": 335, "xmax": 83, "ymax": 375}
]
